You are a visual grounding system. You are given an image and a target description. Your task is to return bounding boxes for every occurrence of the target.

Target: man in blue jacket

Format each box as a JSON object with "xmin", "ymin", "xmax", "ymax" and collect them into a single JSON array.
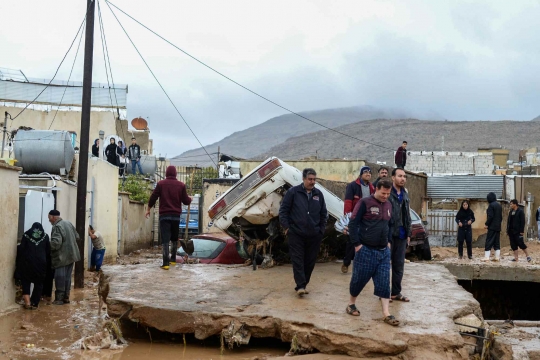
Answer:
[{"xmin": 279, "ymin": 168, "xmax": 328, "ymax": 297}]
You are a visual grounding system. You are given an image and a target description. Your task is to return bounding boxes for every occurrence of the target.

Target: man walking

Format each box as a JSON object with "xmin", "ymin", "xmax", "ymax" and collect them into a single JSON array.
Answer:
[
  {"xmin": 88, "ymin": 225, "xmax": 106, "ymax": 272},
  {"xmin": 373, "ymin": 166, "xmax": 389, "ymax": 188},
  {"xmin": 395, "ymin": 141, "xmax": 407, "ymax": 169},
  {"xmin": 279, "ymin": 168, "xmax": 328, "ymax": 297},
  {"xmin": 506, "ymin": 199, "xmax": 532, "ymax": 262},
  {"xmin": 482, "ymin": 192, "xmax": 503, "ymax": 262},
  {"xmin": 48, "ymin": 210, "xmax": 80, "ymax": 305},
  {"xmin": 345, "ymin": 180, "xmax": 399, "ymax": 326},
  {"xmin": 146, "ymin": 166, "xmax": 191, "ymax": 270},
  {"xmin": 342, "ymin": 166, "xmax": 375, "ymax": 273},
  {"xmin": 388, "ymin": 168, "xmax": 412, "ymax": 302},
  {"xmin": 128, "ymin": 137, "xmax": 143, "ymax": 175}
]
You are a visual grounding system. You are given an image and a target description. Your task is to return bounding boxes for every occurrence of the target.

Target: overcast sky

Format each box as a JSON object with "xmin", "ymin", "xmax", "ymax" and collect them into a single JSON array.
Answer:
[{"xmin": 2, "ymin": 0, "xmax": 539, "ymax": 156}]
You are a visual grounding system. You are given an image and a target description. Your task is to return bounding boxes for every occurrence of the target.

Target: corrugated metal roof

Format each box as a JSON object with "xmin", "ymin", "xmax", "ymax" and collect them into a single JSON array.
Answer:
[
  {"xmin": 0, "ymin": 79, "xmax": 127, "ymax": 108},
  {"xmin": 427, "ymin": 175, "xmax": 504, "ymax": 199}
]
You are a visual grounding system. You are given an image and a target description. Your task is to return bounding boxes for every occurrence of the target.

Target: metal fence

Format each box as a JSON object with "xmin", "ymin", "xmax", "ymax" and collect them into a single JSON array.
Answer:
[
  {"xmin": 172, "ymin": 166, "xmax": 219, "ymax": 195},
  {"xmin": 427, "ymin": 210, "xmax": 458, "ymax": 246}
]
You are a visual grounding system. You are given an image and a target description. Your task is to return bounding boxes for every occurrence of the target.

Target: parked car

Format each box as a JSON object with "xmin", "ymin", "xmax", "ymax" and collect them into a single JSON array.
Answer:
[
  {"xmin": 179, "ymin": 209, "xmax": 199, "ymax": 238},
  {"xmin": 409, "ymin": 209, "xmax": 431, "ymax": 260},
  {"xmin": 176, "ymin": 233, "xmax": 245, "ymax": 264}
]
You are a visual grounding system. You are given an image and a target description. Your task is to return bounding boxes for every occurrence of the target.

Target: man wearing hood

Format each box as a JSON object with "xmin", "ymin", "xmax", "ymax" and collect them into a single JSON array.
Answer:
[
  {"xmin": 482, "ymin": 192, "xmax": 503, "ymax": 261},
  {"xmin": 341, "ymin": 166, "xmax": 375, "ymax": 273},
  {"xmin": 146, "ymin": 166, "xmax": 191, "ymax": 270}
]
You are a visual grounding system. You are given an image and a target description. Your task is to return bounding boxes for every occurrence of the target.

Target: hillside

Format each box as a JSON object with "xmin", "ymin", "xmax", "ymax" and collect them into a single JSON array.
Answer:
[
  {"xmin": 171, "ymin": 106, "xmax": 443, "ymax": 166},
  {"xmin": 255, "ymin": 119, "xmax": 540, "ymax": 164}
]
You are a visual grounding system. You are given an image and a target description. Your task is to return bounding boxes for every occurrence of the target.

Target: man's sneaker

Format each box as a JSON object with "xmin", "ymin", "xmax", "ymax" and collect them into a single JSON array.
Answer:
[
  {"xmin": 160, "ymin": 265, "xmax": 170, "ymax": 270},
  {"xmin": 341, "ymin": 265, "xmax": 348, "ymax": 274},
  {"xmin": 296, "ymin": 288, "xmax": 306, "ymax": 297}
]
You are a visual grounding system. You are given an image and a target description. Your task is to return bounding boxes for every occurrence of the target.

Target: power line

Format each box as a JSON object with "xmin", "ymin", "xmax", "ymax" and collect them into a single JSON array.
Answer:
[
  {"xmin": 97, "ymin": 0, "xmax": 129, "ymax": 144},
  {"xmin": 104, "ymin": 1, "xmax": 397, "ymax": 156},
  {"xmin": 172, "ymin": 152, "xmax": 218, "ymax": 160},
  {"xmin": 105, "ymin": 1, "xmax": 217, "ymax": 167},
  {"xmin": 12, "ymin": 3, "xmax": 93, "ymax": 121},
  {"xmin": 48, "ymin": 23, "xmax": 85, "ymax": 130}
]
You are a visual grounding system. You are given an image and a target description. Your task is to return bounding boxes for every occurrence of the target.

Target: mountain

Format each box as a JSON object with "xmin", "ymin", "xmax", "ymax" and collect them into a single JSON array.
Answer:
[
  {"xmin": 532, "ymin": 115, "xmax": 540, "ymax": 121},
  {"xmin": 171, "ymin": 106, "xmax": 444, "ymax": 166},
  {"xmin": 255, "ymin": 119, "xmax": 540, "ymax": 164}
]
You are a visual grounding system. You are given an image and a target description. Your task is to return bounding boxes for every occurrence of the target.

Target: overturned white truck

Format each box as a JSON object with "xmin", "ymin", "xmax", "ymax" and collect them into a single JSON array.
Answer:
[{"xmin": 208, "ymin": 157, "xmax": 344, "ymax": 267}]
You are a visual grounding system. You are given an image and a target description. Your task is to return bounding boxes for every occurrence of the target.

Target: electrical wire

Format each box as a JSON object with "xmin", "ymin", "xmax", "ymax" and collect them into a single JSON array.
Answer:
[
  {"xmin": 48, "ymin": 23, "xmax": 85, "ymax": 130},
  {"xmin": 97, "ymin": 0, "xmax": 129, "ymax": 144},
  {"xmin": 105, "ymin": 1, "xmax": 217, "ymax": 167},
  {"xmin": 104, "ymin": 0, "xmax": 397, "ymax": 156},
  {"xmin": 12, "ymin": 2, "xmax": 93, "ymax": 121},
  {"xmin": 172, "ymin": 152, "xmax": 218, "ymax": 160}
]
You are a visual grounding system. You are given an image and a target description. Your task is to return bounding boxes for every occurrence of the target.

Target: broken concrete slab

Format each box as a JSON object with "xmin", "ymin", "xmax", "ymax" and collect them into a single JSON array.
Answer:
[
  {"xmin": 441, "ymin": 261, "xmax": 540, "ymax": 282},
  {"xmin": 100, "ymin": 262, "xmax": 482, "ymax": 359}
]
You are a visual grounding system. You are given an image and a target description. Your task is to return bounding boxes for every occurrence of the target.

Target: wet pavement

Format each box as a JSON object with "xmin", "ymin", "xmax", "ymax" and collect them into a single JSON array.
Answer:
[{"xmin": 101, "ymin": 261, "xmax": 482, "ymax": 359}]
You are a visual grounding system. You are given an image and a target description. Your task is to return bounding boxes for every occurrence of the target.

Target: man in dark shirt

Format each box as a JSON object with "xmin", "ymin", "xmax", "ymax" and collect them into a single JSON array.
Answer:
[
  {"xmin": 345, "ymin": 180, "xmax": 399, "ymax": 326},
  {"xmin": 506, "ymin": 199, "xmax": 531, "ymax": 262},
  {"xmin": 279, "ymin": 168, "xmax": 328, "ymax": 297},
  {"xmin": 482, "ymin": 192, "xmax": 503, "ymax": 261},
  {"xmin": 395, "ymin": 141, "xmax": 407, "ymax": 169}
]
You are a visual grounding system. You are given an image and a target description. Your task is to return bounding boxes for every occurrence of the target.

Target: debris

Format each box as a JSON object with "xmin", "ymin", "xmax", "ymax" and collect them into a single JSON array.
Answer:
[
  {"xmin": 405, "ymin": 259, "xmax": 411, "ymax": 263},
  {"xmin": 454, "ymin": 314, "xmax": 483, "ymax": 333},
  {"xmin": 221, "ymin": 320, "xmax": 251, "ymax": 352},
  {"xmin": 503, "ymin": 253, "xmax": 510, "ymax": 256},
  {"xmin": 73, "ymin": 319, "xmax": 127, "ymax": 350}
]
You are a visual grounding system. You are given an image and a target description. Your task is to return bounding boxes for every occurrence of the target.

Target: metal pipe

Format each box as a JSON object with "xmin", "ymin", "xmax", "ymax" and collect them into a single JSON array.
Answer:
[{"xmin": 1, "ymin": 112, "xmax": 7, "ymax": 158}]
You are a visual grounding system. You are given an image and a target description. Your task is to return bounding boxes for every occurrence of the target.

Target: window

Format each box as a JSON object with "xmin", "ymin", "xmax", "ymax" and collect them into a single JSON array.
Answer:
[
  {"xmin": 410, "ymin": 209, "xmax": 420, "ymax": 221},
  {"xmin": 178, "ymin": 238, "xmax": 225, "ymax": 259}
]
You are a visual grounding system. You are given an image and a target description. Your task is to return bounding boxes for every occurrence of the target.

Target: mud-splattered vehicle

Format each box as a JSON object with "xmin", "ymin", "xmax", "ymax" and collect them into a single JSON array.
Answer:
[{"xmin": 208, "ymin": 157, "xmax": 344, "ymax": 268}]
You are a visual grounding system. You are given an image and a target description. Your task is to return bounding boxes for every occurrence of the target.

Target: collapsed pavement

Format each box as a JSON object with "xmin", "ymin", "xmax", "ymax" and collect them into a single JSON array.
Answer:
[{"xmin": 99, "ymin": 262, "xmax": 482, "ymax": 359}]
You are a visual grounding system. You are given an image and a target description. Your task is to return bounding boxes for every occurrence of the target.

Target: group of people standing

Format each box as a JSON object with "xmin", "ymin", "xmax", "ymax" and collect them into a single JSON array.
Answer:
[
  {"xmin": 14, "ymin": 211, "xmax": 106, "ymax": 310},
  {"xmin": 278, "ymin": 164, "xmax": 411, "ymax": 326},
  {"xmin": 91, "ymin": 137, "xmax": 144, "ymax": 176}
]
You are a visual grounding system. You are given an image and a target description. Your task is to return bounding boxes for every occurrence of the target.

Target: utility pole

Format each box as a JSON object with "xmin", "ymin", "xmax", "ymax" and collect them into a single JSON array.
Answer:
[{"xmin": 75, "ymin": 0, "xmax": 95, "ymax": 289}]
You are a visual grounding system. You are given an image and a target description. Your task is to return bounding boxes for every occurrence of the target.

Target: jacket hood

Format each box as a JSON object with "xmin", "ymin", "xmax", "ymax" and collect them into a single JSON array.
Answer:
[
  {"xmin": 487, "ymin": 192, "xmax": 497, "ymax": 203},
  {"xmin": 165, "ymin": 166, "xmax": 177, "ymax": 179},
  {"xmin": 94, "ymin": 139, "xmax": 99, "ymax": 146}
]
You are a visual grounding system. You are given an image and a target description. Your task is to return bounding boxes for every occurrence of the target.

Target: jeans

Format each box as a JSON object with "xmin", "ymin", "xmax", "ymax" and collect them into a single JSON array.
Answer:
[
  {"xmin": 390, "ymin": 237, "xmax": 408, "ymax": 297},
  {"xmin": 160, "ymin": 219, "xmax": 180, "ymax": 266},
  {"xmin": 457, "ymin": 227, "xmax": 473, "ymax": 258},
  {"xmin": 22, "ymin": 280, "xmax": 44, "ymax": 307},
  {"xmin": 288, "ymin": 231, "xmax": 323, "ymax": 291},
  {"xmin": 91, "ymin": 248, "xmax": 106, "ymax": 271},
  {"xmin": 54, "ymin": 263, "xmax": 74, "ymax": 301},
  {"xmin": 131, "ymin": 160, "xmax": 143, "ymax": 175}
]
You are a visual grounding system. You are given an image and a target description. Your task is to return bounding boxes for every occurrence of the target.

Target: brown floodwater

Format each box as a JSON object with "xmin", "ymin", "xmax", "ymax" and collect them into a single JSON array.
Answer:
[{"xmin": 0, "ymin": 282, "xmax": 289, "ymax": 360}]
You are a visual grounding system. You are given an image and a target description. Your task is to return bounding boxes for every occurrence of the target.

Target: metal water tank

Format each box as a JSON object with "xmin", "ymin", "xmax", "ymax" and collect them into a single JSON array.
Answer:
[
  {"xmin": 126, "ymin": 154, "xmax": 156, "ymax": 175},
  {"xmin": 14, "ymin": 130, "xmax": 75, "ymax": 174}
]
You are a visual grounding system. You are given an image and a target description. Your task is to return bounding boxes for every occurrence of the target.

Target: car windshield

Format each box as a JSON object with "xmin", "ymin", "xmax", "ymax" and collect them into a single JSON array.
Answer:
[
  {"xmin": 178, "ymin": 238, "xmax": 223, "ymax": 258},
  {"xmin": 410, "ymin": 210, "xmax": 420, "ymax": 221}
]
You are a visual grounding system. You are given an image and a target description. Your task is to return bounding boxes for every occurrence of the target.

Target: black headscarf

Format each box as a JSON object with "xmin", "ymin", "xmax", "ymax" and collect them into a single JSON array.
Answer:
[
  {"xmin": 23, "ymin": 222, "xmax": 47, "ymax": 245},
  {"xmin": 15, "ymin": 222, "xmax": 50, "ymax": 282},
  {"xmin": 456, "ymin": 200, "xmax": 475, "ymax": 226}
]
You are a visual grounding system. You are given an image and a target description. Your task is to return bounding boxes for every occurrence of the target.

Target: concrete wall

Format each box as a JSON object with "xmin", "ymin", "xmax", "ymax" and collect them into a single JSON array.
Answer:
[
  {"xmin": 116, "ymin": 120, "xmax": 152, "ymax": 154},
  {"xmin": 1, "ymin": 106, "xmax": 117, "ymax": 154},
  {"xmin": 118, "ymin": 192, "xmax": 154, "ymax": 254},
  {"xmin": 201, "ymin": 179, "xmax": 240, "ymax": 233},
  {"xmin": 87, "ymin": 157, "xmax": 119, "ymax": 264},
  {"xmin": 240, "ymin": 159, "xmax": 366, "ymax": 182},
  {"xmin": 0, "ymin": 163, "xmax": 21, "ymax": 313},
  {"xmin": 406, "ymin": 151, "xmax": 493, "ymax": 175},
  {"xmin": 513, "ymin": 176, "xmax": 540, "ymax": 238}
]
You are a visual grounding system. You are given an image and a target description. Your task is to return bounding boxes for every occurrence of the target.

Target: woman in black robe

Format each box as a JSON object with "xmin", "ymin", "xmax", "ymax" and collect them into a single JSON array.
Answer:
[
  {"xmin": 14, "ymin": 222, "xmax": 51, "ymax": 309},
  {"xmin": 105, "ymin": 138, "xmax": 119, "ymax": 166}
]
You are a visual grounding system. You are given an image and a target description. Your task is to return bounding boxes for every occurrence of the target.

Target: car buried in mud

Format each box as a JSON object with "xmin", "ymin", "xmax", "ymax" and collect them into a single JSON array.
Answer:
[{"xmin": 208, "ymin": 157, "xmax": 344, "ymax": 267}]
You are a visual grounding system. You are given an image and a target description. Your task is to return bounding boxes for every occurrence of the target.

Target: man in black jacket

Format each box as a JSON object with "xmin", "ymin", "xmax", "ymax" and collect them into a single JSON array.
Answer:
[
  {"xmin": 128, "ymin": 137, "xmax": 143, "ymax": 175},
  {"xmin": 279, "ymin": 168, "xmax": 328, "ymax": 297},
  {"xmin": 507, "ymin": 199, "xmax": 532, "ymax": 262},
  {"xmin": 482, "ymin": 192, "xmax": 503, "ymax": 261},
  {"xmin": 387, "ymin": 168, "xmax": 412, "ymax": 302}
]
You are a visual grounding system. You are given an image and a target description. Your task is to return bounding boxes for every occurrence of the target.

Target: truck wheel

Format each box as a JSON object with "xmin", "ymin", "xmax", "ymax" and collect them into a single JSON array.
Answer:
[{"xmin": 422, "ymin": 239, "xmax": 432, "ymax": 260}]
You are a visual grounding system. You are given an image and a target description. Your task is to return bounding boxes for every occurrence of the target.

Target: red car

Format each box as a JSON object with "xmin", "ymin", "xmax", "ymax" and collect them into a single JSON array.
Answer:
[
  {"xmin": 408, "ymin": 209, "xmax": 431, "ymax": 260},
  {"xmin": 176, "ymin": 233, "xmax": 245, "ymax": 264}
]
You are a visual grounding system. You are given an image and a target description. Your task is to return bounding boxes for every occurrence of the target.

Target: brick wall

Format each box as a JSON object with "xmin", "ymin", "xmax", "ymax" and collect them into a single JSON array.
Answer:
[{"xmin": 405, "ymin": 151, "xmax": 493, "ymax": 175}]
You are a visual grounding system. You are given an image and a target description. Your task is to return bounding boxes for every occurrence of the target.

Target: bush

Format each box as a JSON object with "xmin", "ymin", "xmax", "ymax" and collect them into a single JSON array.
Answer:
[{"xmin": 120, "ymin": 175, "xmax": 151, "ymax": 203}]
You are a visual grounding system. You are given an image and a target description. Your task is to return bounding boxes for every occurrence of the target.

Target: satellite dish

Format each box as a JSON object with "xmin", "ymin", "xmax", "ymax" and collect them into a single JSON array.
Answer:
[{"xmin": 131, "ymin": 117, "xmax": 148, "ymax": 130}]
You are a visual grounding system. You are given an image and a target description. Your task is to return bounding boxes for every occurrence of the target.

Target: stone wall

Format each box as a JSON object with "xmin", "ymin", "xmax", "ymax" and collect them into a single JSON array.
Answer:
[
  {"xmin": 118, "ymin": 192, "xmax": 154, "ymax": 254},
  {"xmin": 406, "ymin": 151, "xmax": 494, "ymax": 175},
  {"xmin": 0, "ymin": 163, "xmax": 21, "ymax": 313}
]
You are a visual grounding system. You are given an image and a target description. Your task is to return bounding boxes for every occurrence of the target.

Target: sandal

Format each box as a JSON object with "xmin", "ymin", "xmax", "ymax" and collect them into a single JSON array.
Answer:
[
  {"xmin": 346, "ymin": 304, "xmax": 360, "ymax": 316},
  {"xmin": 384, "ymin": 315, "xmax": 400, "ymax": 326},
  {"xmin": 392, "ymin": 294, "xmax": 410, "ymax": 302}
]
